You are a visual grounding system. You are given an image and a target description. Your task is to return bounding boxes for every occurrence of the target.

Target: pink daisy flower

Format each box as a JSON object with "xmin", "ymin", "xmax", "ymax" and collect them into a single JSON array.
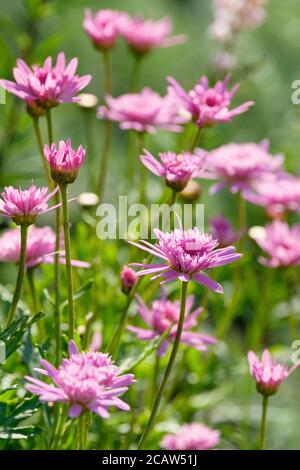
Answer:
[
  {"xmin": 249, "ymin": 220, "xmax": 300, "ymax": 268},
  {"xmin": 161, "ymin": 422, "xmax": 220, "ymax": 450},
  {"xmin": 140, "ymin": 149, "xmax": 207, "ymax": 191},
  {"xmin": 119, "ymin": 15, "xmax": 186, "ymax": 54},
  {"xmin": 120, "ymin": 265, "xmax": 137, "ymax": 295},
  {"xmin": 25, "ymin": 340, "xmax": 135, "ymax": 418},
  {"xmin": 209, "ymin": 215, "xmax": 239, "ymax": 248},
  {"xmin": 97, "ymin": 87, "xmax": 187, "ymax": 134},
  {"xmin": 168, "ymin": 74, "xmax": 254, "ymax": 128},
  {"xmin": 127, "ymin": 289, "xmax": 216, "ymax": 356},
  {"xmin": 44, "ymin": 139, "xmax": 86, "ymax": 185},
  {"xmin": 201, "ymin": 141, "xmax": 283, "ymax": 194},
  {"xmin": 83, "ymin": 9, "xmax": 123, "ymax": 50},
  {"xmin": 0, "ymin": 53, "xmax": 91, "ymax": 114},
  {"xmin": 0, "ymin": 184, "xmax": 58, "ymax": 225},
  {"xmin": 130, "ymin": 227, "xmax": 242, "ymax": 293},
  {"xmin": 248, "ymin": 349, "xmax": 300, "ymax": 397}
]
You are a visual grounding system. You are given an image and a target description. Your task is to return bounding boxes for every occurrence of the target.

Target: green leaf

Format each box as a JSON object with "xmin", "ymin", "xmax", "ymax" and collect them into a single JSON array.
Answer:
[{"xmin": 0, "ymin": 425, "xmax": 41, "ymax": 440}]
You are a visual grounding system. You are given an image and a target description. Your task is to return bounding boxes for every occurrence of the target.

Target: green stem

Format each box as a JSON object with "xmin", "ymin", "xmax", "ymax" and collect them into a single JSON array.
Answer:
[
  {"xmin": 6, "ymin": 224, "xmax": 28, "ymax": 328},
  {"xmin": 97, "ymin": 50, "xmax": 112, "ymax": 201},
  {"xmin": 138, "ymin": 132, "xmax": 146, "ymax": 203},
  {"xmin": 130, "ymin": 55, "xmax": 142, "ymax": 92},
  {"xmin": 150, "ymin": 355, "xmax": 160, "ymax": 406},
  {"xmin": 32, "ymin": 116, "xmax": 53, "ymax": 188},
  {"xmin": 46, "ymin": 109, "xmax": 53, "ymax": 143},
  {"xmin": 60, "ymin": 184, "xmax": 75, "ymax": 339},
  {"xmin": 237, "ymin": 191, "xmax": 247, "ymax": 252},
  {"xmin": 137, "ymin": 281, "xmax": 188, "ymax": 449},
  {"xmin": 27, "ymin": 267, "xmax": 38, "ymax": 313},
  {"xmin": 78, "ymin": 413, "xmax": 87, "ymax": 450},
  {"xmin": 259, "ymin": 395, "xmax": 268, "ymax": 450},
  {"xmin": 190, "ymin": 127, "xmax": 202, "ymax": 152}
]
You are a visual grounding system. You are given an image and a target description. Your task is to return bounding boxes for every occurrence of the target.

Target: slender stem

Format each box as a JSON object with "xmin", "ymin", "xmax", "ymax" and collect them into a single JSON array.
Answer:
[
  {"xmin": 259, "ymin": 395, "xmax": 268, "ymax": 450},
  {"xmin": 97, "ymin": 50, "xmax": 112, "ymax": 201},
  {"xmin": 46, "ymin": 109, "xmax": 53, "ymax": 143},
  {"xmin": 60, "ymin": 184, "xmax": 75, "ymax": 339},
  {"xmin": 6, "ymin": 224, "xmax": 28, "ymax": 328},
  {"xmin": 237, "ymin": 191, "xmax": 247, "ymax": 252},
  {"xmin": 150, "ymin": 355, "xmax": 160, "ymax": 406},
  {"xmin": 78, "ymin": 413, "xmax": 87, "ymax": 450},
  {"xmin": 137, "ymin": 281, "xmax": 188, "ymax": 449},
  {"xmin": 32, "ymin": 116, "xmax": 53, "ymax": 188},
  {"xmin": 190, "ymin": 127, "xmax": 202, "ymax": 152},
  {"xmin": 138, "ymin": 132, "xmax": 146, "ymax": 203},
  {"xmin": 130, "ymin": 55, "xmax": 142, "ymax": 92},
  {"xmin": 27, "ymin": 267, "xmax": 38, "ymax": 313}
]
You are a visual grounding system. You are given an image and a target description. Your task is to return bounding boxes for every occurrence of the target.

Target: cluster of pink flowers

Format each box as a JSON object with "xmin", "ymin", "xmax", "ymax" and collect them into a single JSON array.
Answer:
[
  {"xmin": 25, "ymin": 340, "xmax": 135, "ymax": 418},
  {"xmin": 83, "ymin": 9, "xmax": 185, "ymax": 54},
  {"xmin": 0, "ymin": 53, "xmax": 91, "ymax": 115},
  {"xmin": 168, "ymin": 74, "xmax": 254, "ymax": 128},
  {"xmin": 128, "ymin": 289, "xmax": 216, "ymax": 356},
  {"xmin": 161, "ymin": 422, "xmax": 220, "ymax": 450}
]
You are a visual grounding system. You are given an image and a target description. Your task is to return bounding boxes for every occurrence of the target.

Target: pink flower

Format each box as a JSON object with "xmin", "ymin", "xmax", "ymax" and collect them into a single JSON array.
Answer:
[
  {"xmin": 128, "ymin": 289, "xmax": 216, "ymax": 356},
  {"xmin": 248, "ymin": 349, "xmax": 299, "ymax": 397},
  {"xmin": 244, "ymin": 173, "xmax": 300, "ymax": 218},
  {"xmin": 202, "ymin": 141, "xmax": 283, "ymax": 194},
  {"xmin": 0, "ymin": 53, "xmax": 91, "ymax": 115},
  {"xmin": 0, "ymin": 226, "xmax": 89, "ymax": 269},
  {"xmin": 249, "ymin": 220, "xmax": 300, "ymax": 268},
  {"xmin": 119, "ymin": 15, "xmax": 186, "ymax": 54},
  {"xmin": 121, "ymin": 265, "xmax": 137, "ymax": 294},
  {"xmin": 83, "ymin": 9, "xmax": 122, "ymax": 50},
  {"xmin": 97, "ymin": 87, "xmax": 187, "ymax": 134},
  {"xmin": 161, "ymin": 422, "xmax": 220, "ymax": 450},
  {"xmin": 44, "ymin": 139, "xmax": 86, "ymax": 184},
  {"xmin": 209, "ymin": 215, "xmax": 238, "ymax": 247},
  {"xmin": 130, "ymin": 227, "xmax": 242, "ymax": 293},
  {"xmin": 25, "ymin": 340, "xmax": 135, "ymax": 418},
  {"xmin": 168, "ymin": 74, "xmax": 254, "ymax": 127},
  {"xmin": 0, "ymin": 184, "xmax": 58, "ymax": 225},
  {"xmin": 140, "ymin": 149, "xmax": 207, "ymax": 191}
]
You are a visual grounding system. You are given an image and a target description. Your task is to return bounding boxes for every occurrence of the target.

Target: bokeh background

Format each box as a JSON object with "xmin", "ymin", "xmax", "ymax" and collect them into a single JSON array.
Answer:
[{"xmin": 1, "ymin": 0, "xmax": 300, "ymax": 449}]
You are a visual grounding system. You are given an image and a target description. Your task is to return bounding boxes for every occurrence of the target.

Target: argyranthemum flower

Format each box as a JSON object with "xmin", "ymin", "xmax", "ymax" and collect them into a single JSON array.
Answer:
[
  {"xmin": 168, "ymin": 74, "xmax": 254, "ymax": 128},
  {"xmin": 248, "ymin": 349, "xmax": 299, "ymax": 397},
  {"xmin": 119, "ymin": 15, "xmax": 186, "ymax": 55},
  {"xmin": 44, "ymin": 139, "xmax": 86, "ymax": 185},
  {"xmin": 0, "ymin": 184, "xmax": 58, "ymax": 225},
  {"xmin": 83, "ymin": 9, "xmax": 123, "ymax": 51},
  {"xmin": 161, "ymin": 422, "xmax": 220, "ymax": 450},
  {"xmin": 249, "ymin": 220, "xmax": 300, "ymax": 268},
  {"xmin": 0, "ymin": 53, "xmax": 91, "ymax": 115},
  {"xmin": 130, "ymin": 227, "xmax": 242, "ymax": 293},
  {"xmin": 140, "ymin": 149, "xmax": 207, "ymax": 191},
  {"xmin": 201, "ymin": 141, "xmax": 283, "ymax": 194},
  {"xmin": 209, "ymin": 215, "xmax": 239, "ymax": 248},
  {"xmin": 128, "ymin": 289, "xmax": 216, "ymax": 356},
  {"xmin": 25, "ymin": 340, "xmax": 135, "ymax": 418},
  {"xmin": 0, "ymin": 226, "xmax": 89, "ymax": 269},
  {"xmin": 97, "ymin": 87, "xmax": 187, "ymax": 134},
  {"xmin": 120, "ymin": 265, "xmax": 137, "ymax": 295}
]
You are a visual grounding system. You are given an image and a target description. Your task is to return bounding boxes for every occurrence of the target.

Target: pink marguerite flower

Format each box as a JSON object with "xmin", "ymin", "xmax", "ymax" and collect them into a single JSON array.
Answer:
[
  {"xmin": 168, "ymin": 74, "xmax": 254, "ymax": 128},
  {"xmin": 0, "ymin": 184, "xmax": 58, "ymax": 225},
  {"xmin": 44, "ymin": 139, "xmax": 86, "ymax": 185},
  {"xmin": 25, "ymin": 340, "xmax": 135, "ymax": 418},
  {"xmin": 0, "ymin": 53, "xmax": 91, "ymax": 115},
  {"xmin": 130, "ymin": 227, "xmax": 242, "ymax": 292},
  {"xmin": 128, "ymin": 289, "xmax": 216, "ymax": 356},
  {"xmin": 161, "ymin": 422, "xmax": 220, "ymax": 450},
  {"xmin": 248, "ymin": 348, "xmax": 300, "ymax": 397},
  {"xmin": 83, "ymin": 9, "xmax": 123, "ymax": 50},
  {"xmin": 97, "ymin": 87, "xmax": 187, "ymax": 134},
  {"xmin": 119, "ymin": 15, "xmax": 186, "ymax": 54},
  {"xmin": 121, "ymin": 265, "xmax": 137, "ymax": 295},
  {"xmin": 249, "ymin": 220, "xmax": 300, "ymax": 268}
]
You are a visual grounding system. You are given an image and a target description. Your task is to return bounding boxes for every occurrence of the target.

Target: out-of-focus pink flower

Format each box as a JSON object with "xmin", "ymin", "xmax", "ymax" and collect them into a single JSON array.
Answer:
[
  {"xmin": 119, "ymin": 15, "xmax": 186, "ymax": 54},
  {"xmin": 244, "ymin": 173, "xmax": 300, "ymax": 218},
  {"xmin": 0, "ymin": 226, "xmax": 89, "ymax": 269},
  {"xmin": 97, "ymin": 87, "xmax": 187, "ymax": 134},
  {"xmin": 248, "ymin": 349, "xmax": 299, "ymax": 397},
  {"xmin": 209, "ymin": 215, "xmax": 238, "ymax": 247},
  {"xmin": 209, "ymin": 0, "xmax": 268, "ymax": 44},
  {"xmin": 161, "ymin": 422, "xmax": 220, "ymax": 450},
  {"xmin": 249, "ymin": 220, "xmax": 300, "ymax": 268},
  {"xmin": 0, "ymin": 53, "xmax": 91, "ymax": 115},
  {"xmin": 0, "ymin": 184, "xmax": 58, "ymax": 225},
  {"xmin": 128, "ymin": 289, "xmax": 216, "ymax": 356},
  {"xmin": 202, "ymin": 141, "xmax": 283, "ymax": 194},
  {"xmin": 140, "ymin": 149, "xmax": 207, "ymax": 191},
  {"xmin": 121, "ymin": 265, "xmax": 137, "ymax": 295},
  {"xmin": 168, "ymin": 74, "xmax": 254, "ymax": 128},
  {"xmin": 130, "ymin": 227, "xmax": 242, "ymax": 293},
  {"xmin": 44, "ymin": 139, "xmax": 86, "ymax": 185},
  {"xmin": 25, "ymin": 340, "xmax": 135, "ymax": 418},
  {"xmin": 83, "ymin": 9, "xmax": 122, "ymax": 50}
]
